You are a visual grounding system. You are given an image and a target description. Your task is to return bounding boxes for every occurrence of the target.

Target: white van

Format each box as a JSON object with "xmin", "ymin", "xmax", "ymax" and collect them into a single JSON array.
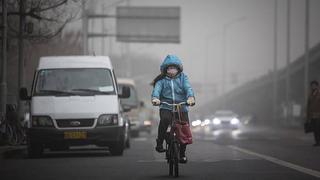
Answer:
[
  {"xmin": 20, "ymin": 56, "xmax": 130, "ymax": 157},
  {"xmin": 118, "ymin": 78, "xmax": 152, "ymax": 137}
]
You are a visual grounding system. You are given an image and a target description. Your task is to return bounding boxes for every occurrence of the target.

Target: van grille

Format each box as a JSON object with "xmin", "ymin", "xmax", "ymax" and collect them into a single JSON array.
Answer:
[{"xmin": 56, "ymin": 119, "xmax": 95, "ymax": 128}]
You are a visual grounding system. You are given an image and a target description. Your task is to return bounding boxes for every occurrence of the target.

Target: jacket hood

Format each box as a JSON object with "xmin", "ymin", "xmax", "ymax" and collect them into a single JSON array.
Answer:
[{"xmin": 160, "ymin": 55, "xmax": 183, "ymax": 73}]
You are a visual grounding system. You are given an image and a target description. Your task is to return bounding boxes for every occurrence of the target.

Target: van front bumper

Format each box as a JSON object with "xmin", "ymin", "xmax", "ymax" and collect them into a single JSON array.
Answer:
[{"xmin": 27, "ymin": 126, "xmax": 125, "ymax": 148}]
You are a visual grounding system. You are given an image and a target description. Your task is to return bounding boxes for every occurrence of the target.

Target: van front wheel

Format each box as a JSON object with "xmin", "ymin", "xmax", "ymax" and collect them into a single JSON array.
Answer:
[{"xmin": 109, "ymin": 140, "xmax": 124, "ymax": 156}]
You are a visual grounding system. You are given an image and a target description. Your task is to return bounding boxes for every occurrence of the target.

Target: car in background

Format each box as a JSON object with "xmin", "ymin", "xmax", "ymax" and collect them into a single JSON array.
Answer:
[
  {"xmin": 118, "ymin": 78, "xmax": 152, "ymax": 137},
  {"xmin": 210, "ymin": 110, "xmax": 240, "ymax": 130}
]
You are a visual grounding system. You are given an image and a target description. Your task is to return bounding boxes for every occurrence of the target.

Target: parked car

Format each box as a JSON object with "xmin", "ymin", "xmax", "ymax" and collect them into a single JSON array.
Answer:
[
  {"xmin": 210, "ymin": 110, "xmax": 241, "ymax": 130},
  {"xmin": 20, "ymin": 56, "xmax": 130, "ymax": 157}
]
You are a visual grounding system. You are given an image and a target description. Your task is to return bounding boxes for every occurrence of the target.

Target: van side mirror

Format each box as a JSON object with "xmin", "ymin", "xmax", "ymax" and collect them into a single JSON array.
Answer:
[
  {"xmin": 119, "ymin": 86, "xmax": 130, "ymax": 98},
  {"xmin": 122, "ymin": 105, "xmax": 132, "ymax": 112},
  {"xmin": 20, "ymin": 87, "xmax": 31, "ymax": 101}
]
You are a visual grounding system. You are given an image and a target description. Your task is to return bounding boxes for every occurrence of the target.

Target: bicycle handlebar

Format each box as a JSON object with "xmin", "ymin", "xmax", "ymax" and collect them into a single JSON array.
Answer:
[{"xmin": 160, "ymin": 101, "xmax": 188, "ymax": 106}]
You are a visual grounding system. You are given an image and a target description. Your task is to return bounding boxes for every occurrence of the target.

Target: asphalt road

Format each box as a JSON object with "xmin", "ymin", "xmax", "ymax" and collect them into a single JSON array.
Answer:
[{"xmin": 1, "ymin": 126, "xmax": 320, "ymax": 180}]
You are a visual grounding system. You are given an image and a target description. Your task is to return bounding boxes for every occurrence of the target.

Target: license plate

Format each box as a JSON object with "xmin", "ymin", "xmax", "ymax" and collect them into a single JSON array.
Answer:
[{"xmin": 64, "ymin": 131, "xmax": 87, "ymax": 139}]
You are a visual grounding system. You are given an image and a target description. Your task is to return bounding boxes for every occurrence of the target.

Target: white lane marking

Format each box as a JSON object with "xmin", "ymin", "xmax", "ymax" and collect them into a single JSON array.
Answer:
[
  {"xmin": 202, "ymin": 159, "xmax": 248, "ymax": 163},
  {"xmin": 297, "ymin": 136, "xmax": 313, "ymax": 142},
  {"xmin": 138, "ymin": 159, "xmax": 254, "ymax": 163},
  {"xmin": 229, "ymin": 145, "xmax": 320, "ymax": 178},
  {"xmin": 133, "ymin": 137, "xmax": 147, "ymax": 141},
  {"xmin": 137, "ymin": 159, "xmax": 166, "ymax": 163}
]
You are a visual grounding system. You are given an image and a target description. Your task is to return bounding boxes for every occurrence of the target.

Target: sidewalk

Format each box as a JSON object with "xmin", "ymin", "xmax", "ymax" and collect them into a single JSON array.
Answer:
[{"xmin": 0, "ymin": 145, "xmax": 26, "ymax": 159}]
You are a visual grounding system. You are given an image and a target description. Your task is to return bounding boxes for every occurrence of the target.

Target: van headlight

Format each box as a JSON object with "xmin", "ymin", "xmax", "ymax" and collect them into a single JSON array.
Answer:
[
  {"xmin": 32, "ymin": 116, "xmax": 54, "ymax": 127},
  {"xmin": 97, "ymin": 114, "xmax": 118, "ymax": 126}
]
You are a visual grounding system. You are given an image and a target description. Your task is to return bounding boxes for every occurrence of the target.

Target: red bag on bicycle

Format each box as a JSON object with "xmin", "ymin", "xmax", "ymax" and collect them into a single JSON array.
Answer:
[{"xmin": 175, "ymin": 120, "xmax": 193, "ymax": 145}]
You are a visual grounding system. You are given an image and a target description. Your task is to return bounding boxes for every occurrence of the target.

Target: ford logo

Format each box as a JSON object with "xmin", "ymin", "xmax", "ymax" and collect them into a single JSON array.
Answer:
[{"xmin": 70, "ymin": 121, "xmax": 81, "ymax": 126}]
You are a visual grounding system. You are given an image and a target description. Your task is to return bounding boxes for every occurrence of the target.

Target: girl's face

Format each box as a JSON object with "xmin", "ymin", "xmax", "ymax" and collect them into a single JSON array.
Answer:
[{"xmin": 167, "ymin": 66, "xmax": 178, "ymax": 77}]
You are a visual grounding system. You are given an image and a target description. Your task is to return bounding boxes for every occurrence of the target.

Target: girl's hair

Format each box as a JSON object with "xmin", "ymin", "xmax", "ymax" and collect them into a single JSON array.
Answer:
[
  {"xmin": 311, "ymin": 80, "xmax": 319, "ymax": 86},
  {"xmin": 151, "ymin": 73, "xmax": 165, "ymax": 87},
  {"xmin": 151, "ymin": 64, "xmax": 182, "ymax": 87}
]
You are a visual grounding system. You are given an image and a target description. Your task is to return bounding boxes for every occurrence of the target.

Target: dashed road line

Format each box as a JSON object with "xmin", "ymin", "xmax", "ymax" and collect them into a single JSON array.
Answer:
[
  {"xmin": 137, "ymin": 159, "xmax": 166, "ymax": 163},
  {"xmin": 133, "ymin": 137, "xmax": 148, "ymax": 141}
]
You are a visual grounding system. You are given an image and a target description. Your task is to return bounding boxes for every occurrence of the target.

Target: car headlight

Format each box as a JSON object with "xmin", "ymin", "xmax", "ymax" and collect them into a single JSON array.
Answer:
[
  {"xmin": 97, "ymin": 114, "xmax": 118, "ymax": 126},
  {"xmin": 192, "ymin": 120, "xmax": 202, "ymax": 127},
  {"xmin": 201, "ymin": 119, "xmax": 211, "ymax": 126},
  {"xmin": 213, "ymin": 118, "xmax": 221, "ymax": 125},
  {"xmin": 231, "ymin": 118, "xmax": 240, "ymax": 125},
  {"xmin": 144, "ymin": 120, "xmax": 152, "ymax": 126},
  {"xmin": 32, "ymin": 116, "xmax": 54, "ymax": 127}
]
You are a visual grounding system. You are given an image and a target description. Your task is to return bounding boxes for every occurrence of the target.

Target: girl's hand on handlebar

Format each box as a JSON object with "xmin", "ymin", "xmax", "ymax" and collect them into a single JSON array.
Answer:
[
  {"xmin": 152, "ymin": 98, "xmax": 161, "ymax": 106},
  {"xmin": 187, "ymin": 97, "xmax": 195, "ymax": 106}
]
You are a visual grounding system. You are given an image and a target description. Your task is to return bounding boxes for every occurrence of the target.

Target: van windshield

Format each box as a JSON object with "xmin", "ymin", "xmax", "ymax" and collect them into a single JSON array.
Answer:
[{"xmin": 34, "ymin": 68, "xmax": 115, "ymax": 96}]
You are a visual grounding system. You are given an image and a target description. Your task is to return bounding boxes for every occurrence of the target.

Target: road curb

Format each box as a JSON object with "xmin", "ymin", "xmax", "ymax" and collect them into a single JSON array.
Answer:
[{"xmin": 0, "ymin": 145, "xmax": 26, "ymax": 158}]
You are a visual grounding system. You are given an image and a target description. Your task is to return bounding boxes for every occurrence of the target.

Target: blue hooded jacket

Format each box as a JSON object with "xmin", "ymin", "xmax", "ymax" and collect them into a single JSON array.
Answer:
[{"xmin": 151, "ymin": 55, "xmax": 195, "ymax": 112}]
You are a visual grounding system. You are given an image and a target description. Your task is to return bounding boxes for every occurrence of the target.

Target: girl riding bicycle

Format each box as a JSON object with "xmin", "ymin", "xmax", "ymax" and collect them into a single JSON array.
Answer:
[{"xmin": 151, "ymin": 55, "xmax": 195, "ymax": 163}]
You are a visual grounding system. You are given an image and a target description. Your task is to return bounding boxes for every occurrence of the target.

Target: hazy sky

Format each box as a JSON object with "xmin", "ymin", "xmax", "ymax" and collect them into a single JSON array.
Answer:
[{"xmin": 66, "ymin": 0, "xmax": 320, "ymax": 97}]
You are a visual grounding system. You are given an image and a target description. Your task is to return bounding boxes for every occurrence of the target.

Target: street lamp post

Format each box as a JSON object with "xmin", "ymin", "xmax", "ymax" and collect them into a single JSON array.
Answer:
[
  {"xmin": 18, "ymin": 0, "xmax": 26, "ymax": 119},
  {"xmin": 0, "ymin": 0, "xmax": 8, "ymax": 122},
  {"xmin": 222, "ymin": 17, "xmax": 246, "ymax": 108},
  {"xmin": 272, "ymin": 0, "xmax": 278, "ymax": 124},
  {"xmin": 204, "ymin": 33, "xmax": 218, "ymax": 96},
  {"xmin": 304, "ymin": 0, "xmax": 310, "ymax": 109},
  {"xmin": 285, "ymin": 0, "xmax": 291, "ymax": 124}
]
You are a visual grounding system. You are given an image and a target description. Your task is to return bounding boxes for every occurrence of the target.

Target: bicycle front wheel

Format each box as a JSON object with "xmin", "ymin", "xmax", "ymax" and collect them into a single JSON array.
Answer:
[
  {"xmin": 169, "ymin": 159, "xmax": 174, "ymax": 176},
  {"xmin": 173, "ymin": 143, "xmax": 179, "ymax": 177},
  {"xmin": 168, "ymin": 143, "xmax": 174, "ymax": 176}
]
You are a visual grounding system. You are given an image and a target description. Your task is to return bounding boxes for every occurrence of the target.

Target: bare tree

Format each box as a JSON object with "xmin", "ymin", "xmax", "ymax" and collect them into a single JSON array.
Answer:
[
  {"xmin": 0, "ymin": 0, "xmax": 84, "ymax": 120},
  {"xmin": 5, "ymin": 0, "xmax": 82, "ymax": 41}
]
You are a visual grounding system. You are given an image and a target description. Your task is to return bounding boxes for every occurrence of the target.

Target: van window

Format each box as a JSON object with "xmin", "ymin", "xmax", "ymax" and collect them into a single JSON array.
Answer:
[{"xmin": 34, "ymin": 68, "xmax": 115, "ymax": 96}]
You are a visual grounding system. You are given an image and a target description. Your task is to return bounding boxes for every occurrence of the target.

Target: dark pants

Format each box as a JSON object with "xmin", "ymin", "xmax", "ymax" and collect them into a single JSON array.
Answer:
[
  {"xmin": 158, "ymin": 109, "xmax": 189, "ymax": 155},
  {"xmin": 312, "ymin": 118, "xmax": 320, "ymax": 144}
]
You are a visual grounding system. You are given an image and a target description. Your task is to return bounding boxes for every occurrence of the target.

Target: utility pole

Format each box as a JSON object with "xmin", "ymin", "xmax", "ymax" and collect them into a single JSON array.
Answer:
[
  {"xmin": 101, "ymin": 6, "xmax": 106, "ymax": 55},
  {"xmin": 304, "ymin": 0, "xmax": 310, "ymax": 108},
  {"xmin": 285, "ymin": 0, "xmax": 291, "ymax": 124},
  {"xmin": 18, "ymin": 0, "xmax": 26, "ymax": 119},
  {"xmin": 204, "ymin": 36, "xmax": 210, "ymax": 96},
  {"xmin": 272, "ymin": 0, "xmax": 278, "ymax": 124},
  {"xmin": 222, "ymin": 25, "xmax": 227, "ymax": 108},
  {"xmin": 82, "ymin": 0, "xmax": 88, "ymax": 55},
  {"xmin": 125, "ymin": 0, "xmax": 131, "ymax": 77},
  {"xmin": 0, "ymin": 0, "xmax": 8, "ymax": 122}
]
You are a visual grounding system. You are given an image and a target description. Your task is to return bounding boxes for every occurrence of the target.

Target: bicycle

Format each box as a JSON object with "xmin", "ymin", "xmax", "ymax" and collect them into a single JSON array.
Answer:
[
  {"xmin": 161, "ymin": 101, "xmax": 189, "ymax": 178},
  {"xmin": 0, "ymin": 104, "xmax": 26, "ymax": 146}
]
